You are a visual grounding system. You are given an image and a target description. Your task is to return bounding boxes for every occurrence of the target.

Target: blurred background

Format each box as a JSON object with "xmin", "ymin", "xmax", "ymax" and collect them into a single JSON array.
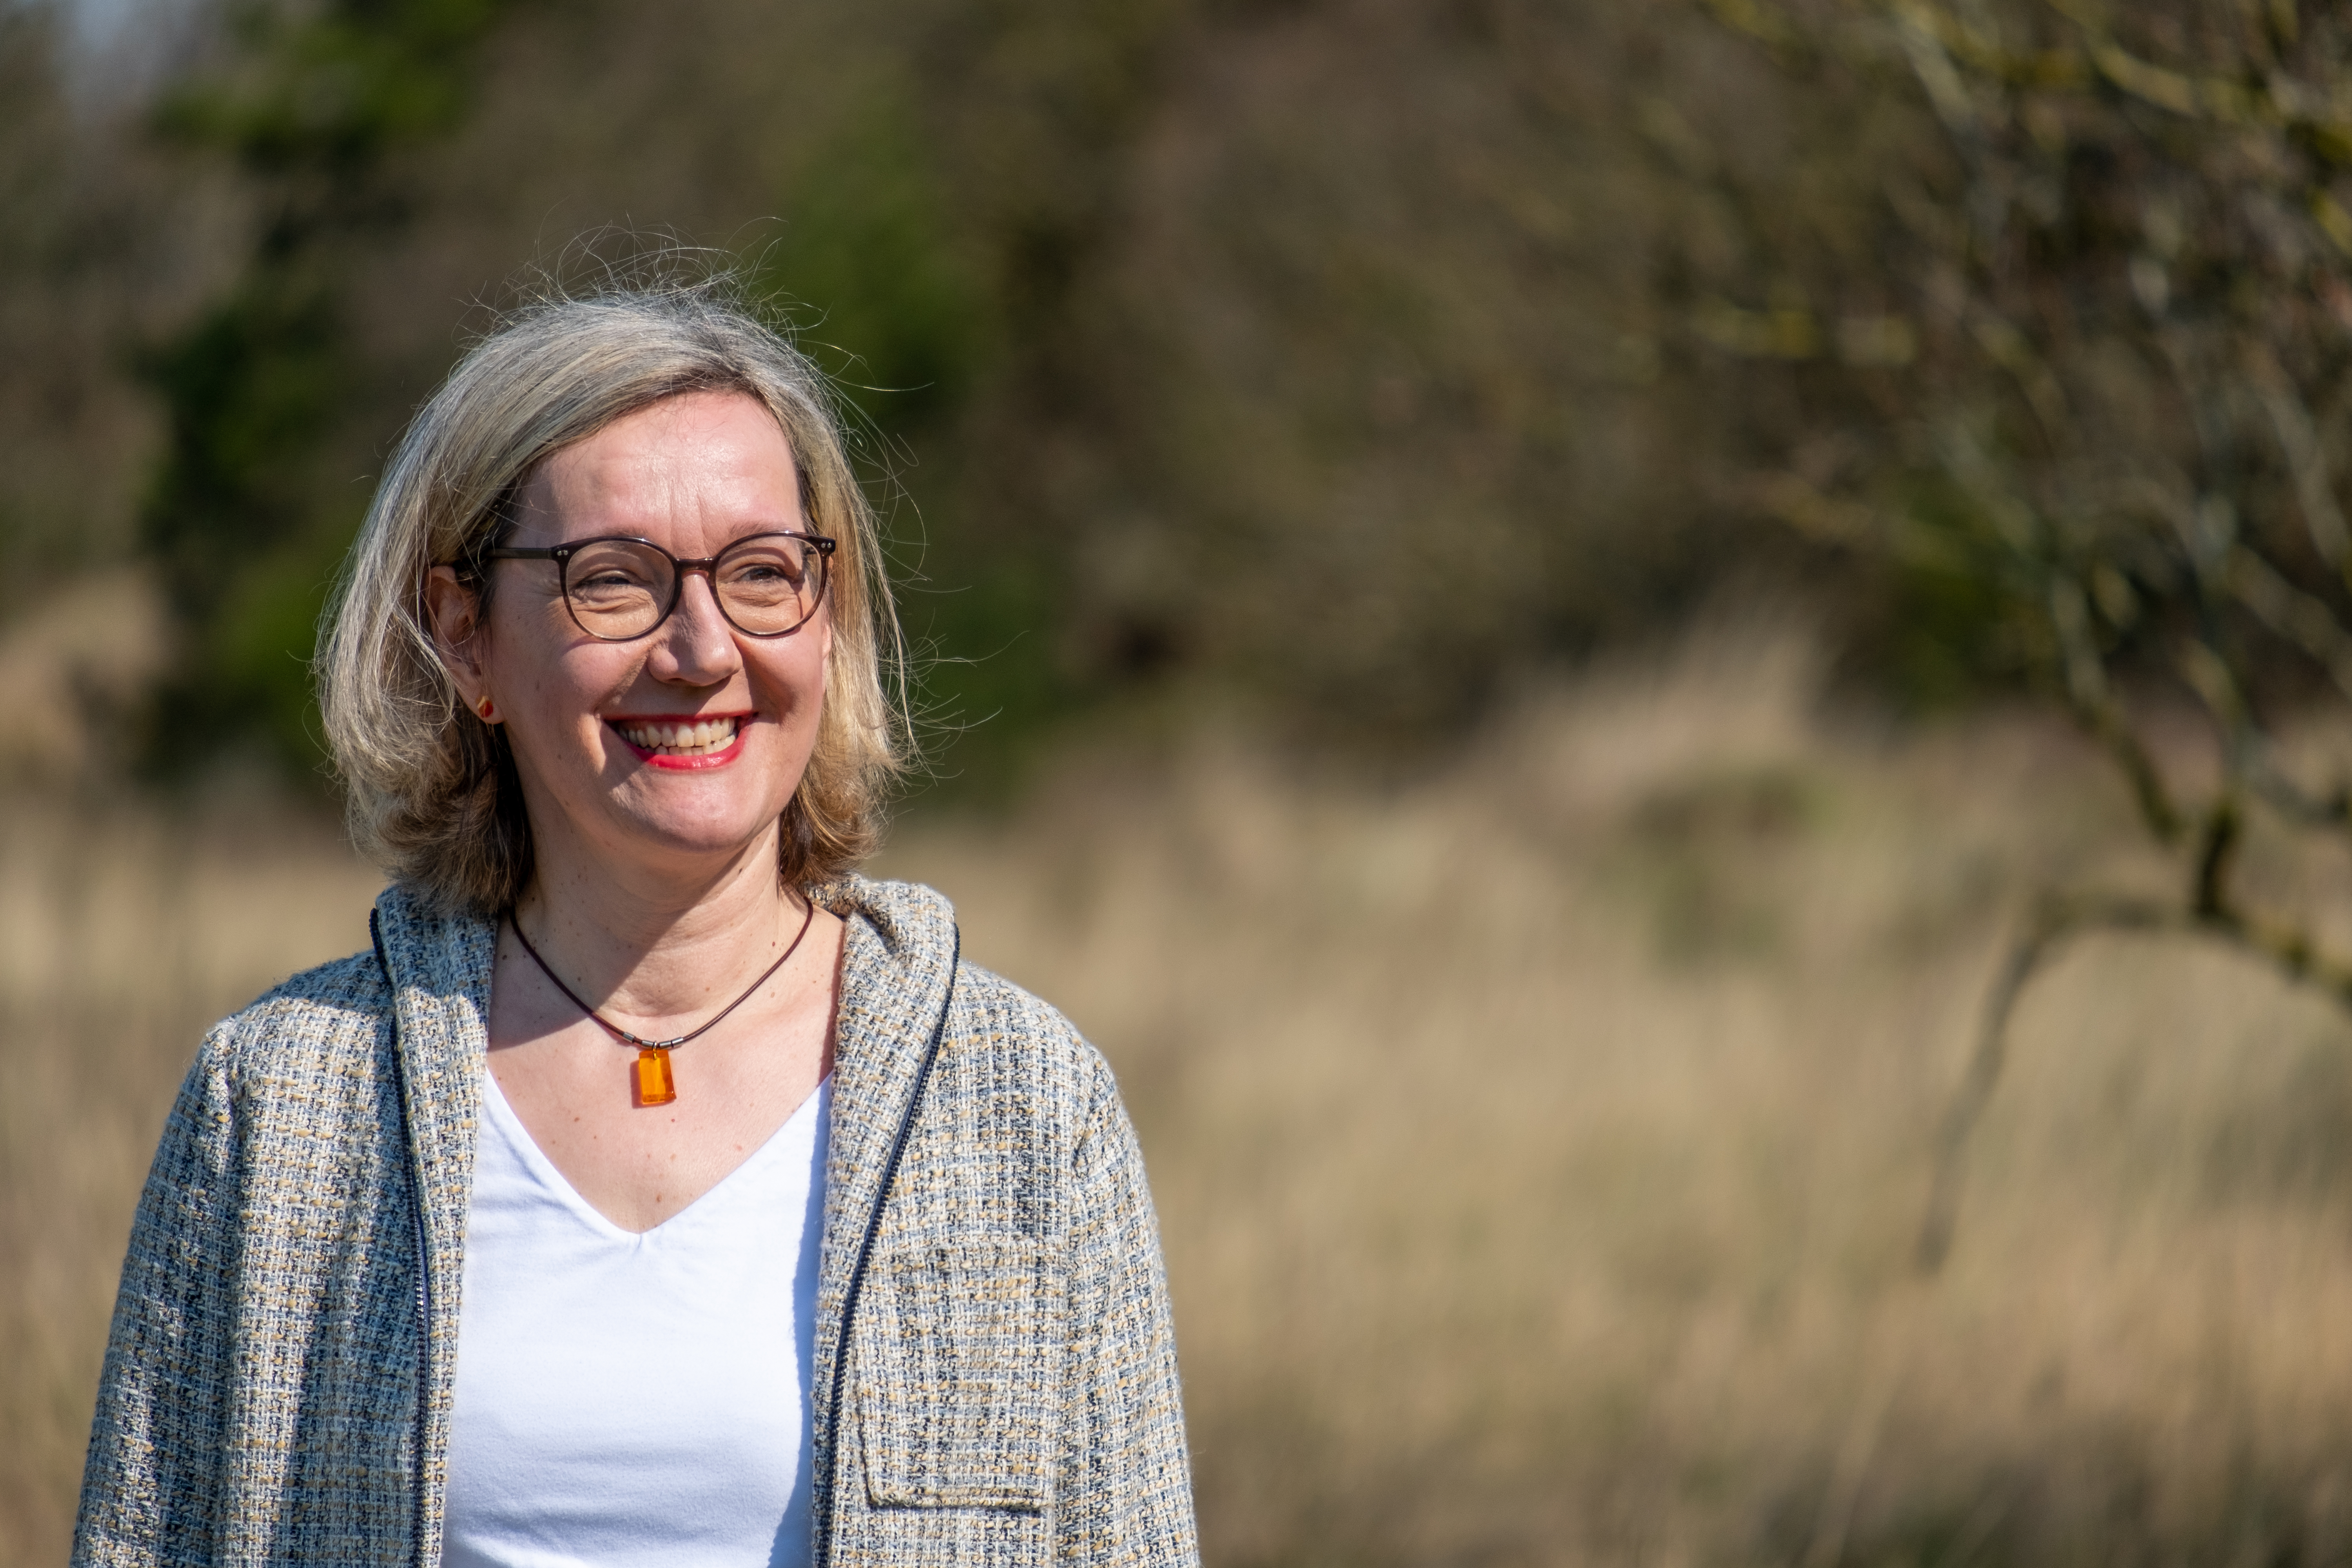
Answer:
[{"xmin": 12, "ymin": 0, "xmax": 2352, "ymax": 1561}]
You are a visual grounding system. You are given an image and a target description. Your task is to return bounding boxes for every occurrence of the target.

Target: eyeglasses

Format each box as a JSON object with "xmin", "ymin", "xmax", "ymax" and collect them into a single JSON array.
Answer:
[{"xmin": 486, "ymin": 531, "xmax": 835, "ymax": 643}]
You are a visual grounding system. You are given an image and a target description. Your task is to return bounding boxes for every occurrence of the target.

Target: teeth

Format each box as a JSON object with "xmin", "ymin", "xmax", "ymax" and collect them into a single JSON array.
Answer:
[{"xmin": 617, "ymin": 717, "xmax": 739, "ymax": 755}]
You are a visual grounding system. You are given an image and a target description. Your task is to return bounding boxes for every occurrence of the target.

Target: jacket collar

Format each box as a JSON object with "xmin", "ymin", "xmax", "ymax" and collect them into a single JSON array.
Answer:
[
  {"xmin": 803, "ymin": 876, "xmax": 960, "ymax": 1541},
  {"xmin": 370, "ymin": 886, "xmax": 495, "ymax": 1283}
]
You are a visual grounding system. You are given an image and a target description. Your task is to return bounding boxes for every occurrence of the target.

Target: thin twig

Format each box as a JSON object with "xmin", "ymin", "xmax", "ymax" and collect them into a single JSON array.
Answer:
[
  {"xmin": 1918, "ymin": 883, "xmax": 2352, "ymax": 1271},
  {"xmin": 1918, "ymin": 895, "xmax": 2094, "ymax": 1272}
]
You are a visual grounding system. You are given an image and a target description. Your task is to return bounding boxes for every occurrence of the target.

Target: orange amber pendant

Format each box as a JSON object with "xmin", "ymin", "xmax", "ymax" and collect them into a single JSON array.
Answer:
[{"xmin": 633, "ymin": 1047, "xmax": 677, "ymax": 1107}]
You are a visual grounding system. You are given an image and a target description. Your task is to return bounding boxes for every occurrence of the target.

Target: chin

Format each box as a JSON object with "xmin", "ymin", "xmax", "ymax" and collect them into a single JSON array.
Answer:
[{"xmin": 646, "ymin": 791, "xmax": 802, "ymax": 857}]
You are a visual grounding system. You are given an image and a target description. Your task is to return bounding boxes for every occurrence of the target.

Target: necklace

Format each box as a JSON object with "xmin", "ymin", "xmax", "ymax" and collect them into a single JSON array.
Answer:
[{"xmin": 506, "ymin": 897, "xmax": 818, "ymax": 1107}]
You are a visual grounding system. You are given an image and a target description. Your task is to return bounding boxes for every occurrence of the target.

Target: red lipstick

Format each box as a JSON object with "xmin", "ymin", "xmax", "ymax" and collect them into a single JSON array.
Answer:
[{"xmin": 607, "ymin": 714, "xmax": 751, "ymax": 771}]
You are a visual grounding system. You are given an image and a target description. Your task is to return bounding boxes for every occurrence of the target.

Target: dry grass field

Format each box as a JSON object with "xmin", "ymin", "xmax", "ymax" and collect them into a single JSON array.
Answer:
[{"xmin": 8, "ymin": 635, "xmax": 2352, "ymax": 1565}]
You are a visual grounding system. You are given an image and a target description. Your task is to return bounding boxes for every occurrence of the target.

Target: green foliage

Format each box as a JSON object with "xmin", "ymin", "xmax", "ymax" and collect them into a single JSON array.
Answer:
[
  {"xmin": 736, "ymin": 86, "xmax": 1078, "ymax": 770},
  {"xmin": 138, "ymin": 275, "xmax": 344, "ymax": 765},
  {"xmin": 752, "ymin": 90, "xmax": 993, "ymax": 433},
  {"xmin": 744, "ymin": 0, "xmax": 1193, "ymax": 771},
  {"xmin": 137, "ymin": 0, "xmax": 515, "ymax": 777},
  {"xmin": 157, "ymin": 0, "xmax": 507, "ymax": 177}
]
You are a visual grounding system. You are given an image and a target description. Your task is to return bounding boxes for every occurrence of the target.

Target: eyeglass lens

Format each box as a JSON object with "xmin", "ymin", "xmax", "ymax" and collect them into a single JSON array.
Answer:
[{"xmin": 563, "ymin": 535, "xmax": 826, "ymax": 641}]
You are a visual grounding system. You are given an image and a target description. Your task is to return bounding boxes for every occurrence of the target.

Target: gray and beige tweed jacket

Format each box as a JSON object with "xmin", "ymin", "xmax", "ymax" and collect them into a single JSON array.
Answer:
[{"xmin": 74, "ymin": 876, "xmax": 1199, "ymax": 1567}]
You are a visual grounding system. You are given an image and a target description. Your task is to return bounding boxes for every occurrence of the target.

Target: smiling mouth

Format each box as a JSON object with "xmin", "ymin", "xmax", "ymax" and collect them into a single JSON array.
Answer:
[{"xmin": 611, "ymin": 715, "xmax": 744, "ymax": 757}]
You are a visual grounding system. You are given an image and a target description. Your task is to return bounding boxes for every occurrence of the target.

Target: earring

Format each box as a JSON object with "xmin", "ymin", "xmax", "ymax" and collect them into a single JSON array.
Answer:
[{"xmin": 476, "ymin": 695, "xmax": 497, "ymax": 723}]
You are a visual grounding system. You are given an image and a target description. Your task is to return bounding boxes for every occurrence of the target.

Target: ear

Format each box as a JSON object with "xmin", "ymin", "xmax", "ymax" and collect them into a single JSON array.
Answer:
[{"xmin": 425, "ymin": 566, "xmax": 491, "ymax": 708}]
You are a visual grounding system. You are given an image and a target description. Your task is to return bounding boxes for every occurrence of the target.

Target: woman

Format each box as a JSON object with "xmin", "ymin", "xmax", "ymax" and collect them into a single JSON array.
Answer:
[{"xmin": 74, "ymin": 287, "xmax": 1198, "ymax": 1568}]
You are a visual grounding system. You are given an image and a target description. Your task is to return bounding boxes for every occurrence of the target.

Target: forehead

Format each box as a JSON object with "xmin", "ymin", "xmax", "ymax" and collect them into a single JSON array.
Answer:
[{"xmin": 519, "ymin": 390, "xmax": 802, "ymax": 540}]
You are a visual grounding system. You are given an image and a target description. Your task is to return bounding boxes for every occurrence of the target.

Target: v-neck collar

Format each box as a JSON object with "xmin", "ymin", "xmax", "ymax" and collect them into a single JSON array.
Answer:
[{"xmin": 476, "ymin": 1066, "xmax": 831, "ymax": 1243}]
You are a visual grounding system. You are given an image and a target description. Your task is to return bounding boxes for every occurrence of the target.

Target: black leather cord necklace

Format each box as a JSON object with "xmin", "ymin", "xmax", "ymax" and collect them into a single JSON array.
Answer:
[{"xmin": 506, "ymin": 897, "xmax": 817, "ymax": 1107}]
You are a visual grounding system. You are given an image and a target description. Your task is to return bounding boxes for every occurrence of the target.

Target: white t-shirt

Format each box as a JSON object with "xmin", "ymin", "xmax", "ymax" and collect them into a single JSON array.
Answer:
[{"xmin": 443, "ymin": 1070, "xmax": 831, "ymax": 1568}]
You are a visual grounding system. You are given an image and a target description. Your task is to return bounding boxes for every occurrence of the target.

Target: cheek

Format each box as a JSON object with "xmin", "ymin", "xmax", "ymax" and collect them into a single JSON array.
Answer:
[
  {"xmin": 758, "ymin": 631, "xmax": 831, "ymax": 704},
  {"xmin": 485, "ymin": 621, "xmax": 640, "ymax": 750},
  {"xmin": 515, "ymin": 663, "xmax": 615, "ymax": 734}
]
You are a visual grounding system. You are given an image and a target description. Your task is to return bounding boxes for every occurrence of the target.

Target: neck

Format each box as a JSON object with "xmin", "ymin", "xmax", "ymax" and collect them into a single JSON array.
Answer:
[{"xmin": 513, "ymin": 822, "xmax": 808, "ymax": 1021}]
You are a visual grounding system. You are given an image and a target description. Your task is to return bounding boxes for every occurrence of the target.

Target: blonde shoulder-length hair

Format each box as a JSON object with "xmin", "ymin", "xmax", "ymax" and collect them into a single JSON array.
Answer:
[{"xmin": 319, "ymin": 285, "xmax": 907, "ymax": 915}]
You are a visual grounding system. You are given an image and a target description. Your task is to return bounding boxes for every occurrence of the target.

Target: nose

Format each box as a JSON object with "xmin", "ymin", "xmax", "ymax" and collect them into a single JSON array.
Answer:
[{"xmin": 646, "ymin": 568, "xmax": 743, "ymax": 686}]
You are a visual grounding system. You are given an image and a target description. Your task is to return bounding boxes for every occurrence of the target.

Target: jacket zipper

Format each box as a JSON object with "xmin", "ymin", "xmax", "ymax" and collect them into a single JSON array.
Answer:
[{"xmin": 372, "ymin": 909, "xmax": 434, "ymax": 1568}]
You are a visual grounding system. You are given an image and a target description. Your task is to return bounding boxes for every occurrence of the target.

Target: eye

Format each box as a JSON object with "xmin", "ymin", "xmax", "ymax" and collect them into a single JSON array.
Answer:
[
  {"xmin": 719, "ymin": 543, "xmax": 808, "ymax": 587},
  {"xmin": 566, "ymin": 542, "xmax": 667, "ymax": 592}
]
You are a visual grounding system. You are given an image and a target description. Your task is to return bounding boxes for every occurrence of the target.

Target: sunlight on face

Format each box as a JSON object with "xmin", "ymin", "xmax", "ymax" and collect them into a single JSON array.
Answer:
[{"xmin": 482, "ymin": 390, "xmax": 833, "ymax": 890}]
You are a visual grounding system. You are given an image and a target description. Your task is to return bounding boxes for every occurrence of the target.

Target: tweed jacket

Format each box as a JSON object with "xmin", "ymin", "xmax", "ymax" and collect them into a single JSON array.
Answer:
[{"xmin": 74, "ymin": 875, "xmax": 1198, "ymax": 1568}]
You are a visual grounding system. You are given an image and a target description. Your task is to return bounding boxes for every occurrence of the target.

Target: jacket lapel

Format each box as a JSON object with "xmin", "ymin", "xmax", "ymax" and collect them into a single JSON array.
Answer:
[
  {"xmin": 808, "ymin": 876, "xmax": 959, "ymax": 1541},
  {"xmin": 370, "ymin": 885, "xmax": 494, "ymax": 1567}
]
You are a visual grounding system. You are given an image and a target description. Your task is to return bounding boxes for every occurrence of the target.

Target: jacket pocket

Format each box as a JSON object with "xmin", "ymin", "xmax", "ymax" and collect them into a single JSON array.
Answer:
[{"xmin": 855, "ymin": 1237, "xmax": 1068, "ymax": 1511}]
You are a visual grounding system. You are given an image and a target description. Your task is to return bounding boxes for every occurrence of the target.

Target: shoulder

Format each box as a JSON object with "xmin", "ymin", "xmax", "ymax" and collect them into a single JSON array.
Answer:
[
  {"xmin": 837, "ymin": 871, "xmax": 1109, "ymax": 1062},
  {"xmin": 200, "ymin": 947, "xmax": 392, "ymax": 1082},
  {"xmin": 832, "ymin": 870, "xmax": 1122, "ymax": 1134},
  {"xmin": 949, "ymin": 958, "xmax": 1116, "ymax": 1102}
]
